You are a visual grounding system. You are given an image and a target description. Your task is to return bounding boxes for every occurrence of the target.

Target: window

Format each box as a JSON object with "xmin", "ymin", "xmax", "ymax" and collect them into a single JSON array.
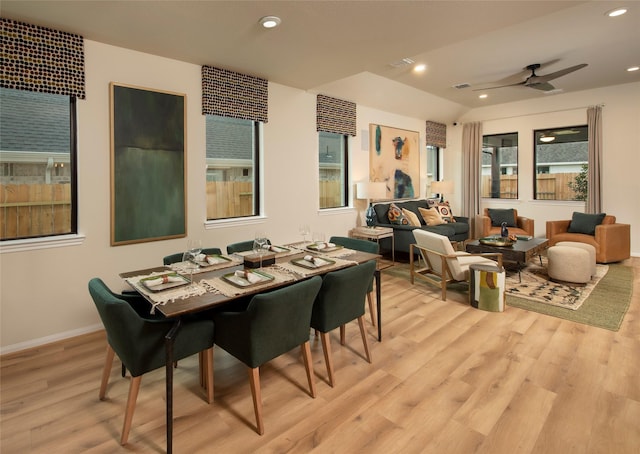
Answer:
[
  {"xmin": 318, "ymin": 132, "xmax": 348, "ymax": 209},
  {"xmin": 482, "ymin": 132, "xmax": 518, "ymax": 199},
  {"xmin": 426, "ymin": 145, "xmax": 442, "ymax": 197},
  {"xmin": 0, "ymin": 87, "xmax": 77, "ymax": 240},
  {"xmin": 534, "ymin": 126, "xmax": 588, "ymax": 201},
  {"xmin": 205, "ymin": 115, "xmax": 260, "ymax": 220}
]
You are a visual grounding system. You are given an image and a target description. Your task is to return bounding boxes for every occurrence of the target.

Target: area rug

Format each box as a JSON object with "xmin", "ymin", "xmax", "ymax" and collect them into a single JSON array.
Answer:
[
  {"xmin": 383, "ymin": 262, "xmax": 634, "ymax": 331},
  {"xmin": 505, "ymin": 257, "xmax": 608, "ymax": 311}
]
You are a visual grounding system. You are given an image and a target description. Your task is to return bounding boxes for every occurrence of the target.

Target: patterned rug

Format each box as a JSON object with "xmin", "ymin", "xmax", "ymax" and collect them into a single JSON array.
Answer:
[{"xmin": 505, "ymin": 256, "xmax": 608, "ymax": 311}]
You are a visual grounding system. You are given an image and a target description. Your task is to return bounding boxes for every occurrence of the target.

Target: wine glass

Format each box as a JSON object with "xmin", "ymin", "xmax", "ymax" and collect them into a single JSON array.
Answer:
[
  {"xmin": 187, "ymin": 239, "xmax": 202, "ymax": 258},
  {"xmin": 298, "ymin": 224, "xmax": 310, "ymax": 245},
  {"xmin": 312, "ymin": 232, "xmax": 325, "ymax": 246},
  {"xmin": 254, "ymin": 231, "xmax": 268, "ymax": 268},
  {"xmin": 182, "ymin": 250, "xmax": 199, "ymax": 288}
]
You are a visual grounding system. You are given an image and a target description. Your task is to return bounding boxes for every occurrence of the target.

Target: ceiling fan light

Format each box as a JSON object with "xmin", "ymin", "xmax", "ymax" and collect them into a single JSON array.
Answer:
[
  {"xmin": 627, "ymin": 66, "xmax": 639, "ymax": 72},
  {"xmin": 259, "ymin": 16, "xmax": 281, "ymax": 29},
  {"xmin": 606, "ymin": 8, "xmax": 627, "ymax": 17},
  {"xmin": 540, "ymin": 135, "xmax": 555, "ymax": 143},
  {"xmin": 478, "ymin": 94, "xmax": 488, "ymax": 99}
]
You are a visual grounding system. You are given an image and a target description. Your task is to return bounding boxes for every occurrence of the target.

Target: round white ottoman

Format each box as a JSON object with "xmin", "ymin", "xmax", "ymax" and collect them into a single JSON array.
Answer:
[
  {"xmin": 547, "ymin": 245, "xmax": 591, "ymax": 284},
  {"xmin": 555, "ymin": 241, "xmax": 596, "ymax": 277}
]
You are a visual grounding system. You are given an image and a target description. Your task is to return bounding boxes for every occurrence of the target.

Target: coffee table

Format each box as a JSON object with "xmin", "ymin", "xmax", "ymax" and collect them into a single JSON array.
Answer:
[{"xmin": 465, "ymin": 237, "xmax": 548, "ymax": 282}]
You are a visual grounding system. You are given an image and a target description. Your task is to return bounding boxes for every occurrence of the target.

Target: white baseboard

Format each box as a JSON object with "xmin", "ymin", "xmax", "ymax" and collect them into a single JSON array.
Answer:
[{"xmin": 0, "ymin": 323, "xmax": 104, "ymax": 356}]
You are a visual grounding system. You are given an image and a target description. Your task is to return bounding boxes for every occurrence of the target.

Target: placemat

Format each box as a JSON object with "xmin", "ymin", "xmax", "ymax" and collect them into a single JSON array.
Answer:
[{"xmin": 200, "ymin": 267, "xmax": 296, "ymax": 297}]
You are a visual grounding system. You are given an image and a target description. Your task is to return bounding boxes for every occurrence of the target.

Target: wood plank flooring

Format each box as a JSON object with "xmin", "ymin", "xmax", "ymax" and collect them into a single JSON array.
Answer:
[{"xmin": 1, "ymin": 257, "xmax": 638, "ymax": 453}]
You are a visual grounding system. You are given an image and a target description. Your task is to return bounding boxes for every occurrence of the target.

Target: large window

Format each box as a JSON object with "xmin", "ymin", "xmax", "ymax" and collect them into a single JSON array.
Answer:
[
  {"xmin": 426, "ymin": 145, "xmax": 442, "ymax": 197},
  {"xmin": 318, "ymin": 132, "xmax": 348, "ymax": 209},
  {"xmin": 205, "ymin": 115, "xmax": 260, "ymax": 220},
  {"xmin": 482, "ymin": 132, "xmax": 518, "ymax": 199},
  {"xmin": 0, "ymin": 87, "xmax": 77, "ymax": 240},
  {"xmin": 534, "ymin": 125, "xmax": 588, "ymax": 201}
]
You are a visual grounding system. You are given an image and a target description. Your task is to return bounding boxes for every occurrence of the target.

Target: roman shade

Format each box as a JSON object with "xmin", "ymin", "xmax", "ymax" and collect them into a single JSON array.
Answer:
[
  {"xmin": 201, "ymin": 65, "xmax": 268, "ymax": 122},
  {"xmin": 316, "ymin": 94, "xmax": 356, "ymax": 136},
  {"xmin": 0, "ymin": 18, "xmax": 85, "ymax": 99},
  {"xmin": 425, "ymin": 120, "xmax": 446, "ymax": 148}
]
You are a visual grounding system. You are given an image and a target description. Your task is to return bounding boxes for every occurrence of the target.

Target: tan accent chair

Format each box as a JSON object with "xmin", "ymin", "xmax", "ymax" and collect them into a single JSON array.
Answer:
[
  {"xmin": 479, "ymin": 208, "xmax": 534, "ymax": 238},
  {"xmin": 410, "ymin": 230, "xmax": 503, "ymax": 301},
  {"xmin": 546, "ymin": 215, "xmax": 630, "ymax": 263}
]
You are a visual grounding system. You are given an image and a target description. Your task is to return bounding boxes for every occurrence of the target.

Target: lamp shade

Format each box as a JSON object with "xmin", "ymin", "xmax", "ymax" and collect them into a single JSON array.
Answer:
[
  {"xmin": 356, "ymin": 182, "xmax": 386, "ymax": 200},
  {"xmin": 430, "ymin": 180, "xmax": 454, "ymax": 195}
]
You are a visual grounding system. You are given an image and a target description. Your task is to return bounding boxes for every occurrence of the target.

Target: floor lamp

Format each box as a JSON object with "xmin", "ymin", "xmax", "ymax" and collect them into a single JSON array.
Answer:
[{"xmin": 356, "ymin": 182, "xmax": 386, "ymax": 227}]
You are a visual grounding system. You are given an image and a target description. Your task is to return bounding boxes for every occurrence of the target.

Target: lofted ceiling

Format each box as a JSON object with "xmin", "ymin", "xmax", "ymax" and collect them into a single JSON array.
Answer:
[{"xmin": 2, "ymin": 1, "xmax": 639, "ymax": 121}]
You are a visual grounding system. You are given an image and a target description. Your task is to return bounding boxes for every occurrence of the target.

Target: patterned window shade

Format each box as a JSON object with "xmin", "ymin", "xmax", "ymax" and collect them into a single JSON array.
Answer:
[
  {"xmin": 1, "ymin": 18, "xmax": 85, "ymax": 99},
  {"xmin": 316, "ymin": 94, "xmax": 356, "ymax": 136},
  {"xmin": 201, "ymin": 65, "xmax": 268, "ymax": 123},
  {"xmin": 425, "ymin": 121, "xmax": 447, "ymax": 148}
]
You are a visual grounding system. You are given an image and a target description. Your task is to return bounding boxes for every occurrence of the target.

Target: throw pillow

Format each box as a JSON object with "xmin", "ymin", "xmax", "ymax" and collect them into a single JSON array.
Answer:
[
  {"xmin": 567, "ymin": 211, "xmax": 606, "ymax": 235},
  {"xmin": 387, "ymin": 203, "xmax": 408, "ymax": 225},
  {"xmin": 426, "ymin": 198, "xmax": 439, "ymax": 208},
  {"xmin": 418, "ymin": 207, "xmax": 446, "ymax": 226},
  {"xmin": 402, "ymin": 208, "xmax": 421, "ymax": 227},
  {"xmin": 487, "ymin": 208, "xmax": 517, "ymax": 227},
  {"xmin": 436, "ymin": 202, "xmax": 455, "ymax": 223}
]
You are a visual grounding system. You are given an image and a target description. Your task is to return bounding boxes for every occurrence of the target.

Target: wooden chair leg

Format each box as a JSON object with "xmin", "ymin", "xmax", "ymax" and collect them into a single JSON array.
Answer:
[
  {"xmin": 248, "ymin": 367, "xmax": 264, "ymax": 435},
  {"xmin": 300, "ymin": 341, "xmax": 316, "ymax": 398},
  {"xmin": 367, "ymin": 292, "xmax": 376, "ymax": 326},
  {"xmin": 357, "ymin": 316, "xmax": 371, "ymax": 363},
  {"xmin": 319, "ymin": 332, "xmax": 335, "ymax": 387},
  {"xmin": 340, "ymin": 325, "xmax": 346, "ymax": 345},
  {"xmin": 205, "ymin": 347, "xmax": 214, "ymax": 404},
  {"xmin": 99, "ymin": 345, "xmax": 115, "ymax": 400},
  {"xmin": 121, "ymin": 375, "xmax": 142, "ymax": 445}
]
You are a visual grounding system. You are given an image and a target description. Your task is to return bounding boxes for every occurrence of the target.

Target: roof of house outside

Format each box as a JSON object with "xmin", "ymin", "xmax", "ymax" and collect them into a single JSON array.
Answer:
[
  {"xmin": 205, "ymin": 115, "xmax": 253, "ymax": 160},
  {"xmin": 481, "ymin": 143, "xmax": 587, "ymax": 166},
  {"xmin": 0, "ymin": 88, "xmax": 70, "ymax": 154}
]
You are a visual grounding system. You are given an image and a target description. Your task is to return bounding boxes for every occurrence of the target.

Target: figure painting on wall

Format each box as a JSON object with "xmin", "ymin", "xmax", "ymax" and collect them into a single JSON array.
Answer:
[{"xmin": 369, "ymin": 124, "xmax": 420, "ymax": 199}]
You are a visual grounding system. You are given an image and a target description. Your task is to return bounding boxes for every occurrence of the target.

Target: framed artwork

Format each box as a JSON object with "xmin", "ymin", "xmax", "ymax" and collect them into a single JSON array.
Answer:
[
  {"xmin": 110, "ymin": 83, "xmax": 186, "ymax": 245},
  {"xmin": 369, "ymin": 124, "xmax": 420, "ymax": 199}
]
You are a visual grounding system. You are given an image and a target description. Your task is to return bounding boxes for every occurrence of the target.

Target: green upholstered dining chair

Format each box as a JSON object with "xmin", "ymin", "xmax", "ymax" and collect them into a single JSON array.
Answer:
[
  {"xmin": 329, "ymin": 236, "xmax": 379, "ymax": 326},
  {"xmin": 88, "ymin": 278, "xmax": 214, "ymax": 445},
  {"xmin": 163, "ymin": 247, "xmax": 223, "ymax": 265},
  {"xmin": 226, "ymin": 239, "xmax": 270, "ymax": 255},
  {"xmin": 311, "ymin": 260, "xmax": 377, "ymax": 387},
  {"xmin": 212, "ymin": 276, "xmax": 322, "ymax": 435}
]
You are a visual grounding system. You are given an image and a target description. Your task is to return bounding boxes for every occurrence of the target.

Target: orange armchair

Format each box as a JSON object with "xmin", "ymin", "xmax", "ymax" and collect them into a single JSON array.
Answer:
[
  {"xmin": 480, "ymin": 208, "xmax": 534, "ymax": 238},
  {"xmin": 546, "ymin": 215, "xmax": 630, "ymax": 263}
]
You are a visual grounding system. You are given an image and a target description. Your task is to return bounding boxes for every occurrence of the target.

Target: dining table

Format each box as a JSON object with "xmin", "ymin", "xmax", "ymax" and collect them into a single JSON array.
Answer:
[{"xmin": 119, "ymin": 241, "xmax": 382, "ymax": 453}]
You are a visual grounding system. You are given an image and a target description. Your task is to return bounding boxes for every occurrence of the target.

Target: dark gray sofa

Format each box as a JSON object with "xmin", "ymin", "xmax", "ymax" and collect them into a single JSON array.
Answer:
[{"xmin": 372, "ymin": 199, "xmax": 469, "ymax": 255}]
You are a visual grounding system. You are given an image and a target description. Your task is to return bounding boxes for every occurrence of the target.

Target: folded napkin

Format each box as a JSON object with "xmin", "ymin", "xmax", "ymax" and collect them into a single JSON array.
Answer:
[
  {"xmin": 205, "ymin": 255, "xmax": 226, "ymax": 265},
  {"xmin": 234, "ymin": 269, "xmax": 262, "ymax": 284},
  {"xmin": 194, "ymin": 253, "xmax": 207, "ymax": 262},
  {"xmin": 303, "ymin": 255, "xmax": 329, "ymax": 267},
  {"xmin": 314, "ymin": 242, "xmax": 335, "ymax": 250},
  {"xmin": 268, "ymin": 245, "xmax": 287, "ymax": 253},
  {"xmin": 144, "ymin": 274, "xmax": 184, "ymax": 287}
]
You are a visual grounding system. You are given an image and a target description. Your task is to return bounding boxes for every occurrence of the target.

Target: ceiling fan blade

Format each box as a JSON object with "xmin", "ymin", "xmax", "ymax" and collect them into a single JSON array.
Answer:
[
  {"xmin": 534, "ymin": 63, "xmax": 588, "ymax": 83},
  {"xmin": 528, "ymin": 82, "xmax": 556, "ymax": 91},
  {"xmin": 472, "ymin": 81, "xmax": 525, "ymax": 91}
]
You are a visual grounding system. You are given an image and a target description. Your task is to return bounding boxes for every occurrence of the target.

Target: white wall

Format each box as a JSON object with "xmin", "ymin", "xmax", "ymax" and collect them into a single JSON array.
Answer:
[
  {"xmin": 454, "ymin": 82, "xmax": 640, "ymax": 249},
  {"xmin": 0, "ymin": 41, "xmax": 438, "ymax": 352}
]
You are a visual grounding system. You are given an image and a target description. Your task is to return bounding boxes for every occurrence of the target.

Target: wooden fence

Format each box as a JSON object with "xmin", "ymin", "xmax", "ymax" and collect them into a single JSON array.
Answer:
[
  {"xmin": 481, "ymin": 173, "xmax": 580, "ymax": 200},
  {"xmin": 0, "ymin": 184, "xmax": 71, "ymax": 239},
  {"xmin": 206, "ymin": 181, "xmax": 254, "ymax": 219}
]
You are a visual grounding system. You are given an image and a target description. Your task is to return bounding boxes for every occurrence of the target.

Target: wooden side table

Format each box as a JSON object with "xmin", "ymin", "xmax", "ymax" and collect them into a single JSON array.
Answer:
[{"xmin": 350, "ymin": 226, "xmax": 395, "ymax": 266}]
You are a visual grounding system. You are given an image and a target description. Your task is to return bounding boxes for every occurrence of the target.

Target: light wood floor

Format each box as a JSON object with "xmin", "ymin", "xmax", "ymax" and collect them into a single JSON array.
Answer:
[{"xmin": 2, "ymin": 257, "xmax": 639, "ymax": 453}]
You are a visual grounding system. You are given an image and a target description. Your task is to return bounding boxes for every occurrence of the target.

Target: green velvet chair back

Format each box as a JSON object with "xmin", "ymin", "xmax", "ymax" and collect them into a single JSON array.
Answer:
[
  {"xmin": 311, "ymin": 260, "xmax": 377, "ymax": 333},
  {"xmin": 213, "ymin": 276, "xmax": 322, "ymax": 368},
  {"xmin": 163, "ymin": 247, "xmax": 223, "ymax": 265},
  {"xmin": 88, "ymin": 278, "xmax": 214, "ymax": 377},
  {"xmin": 226, "ymin": 240, "xmax": 270, "ymax": 254},
  {"xmin": 329, "ymin": 236, "xmax": 379, "ymax": 254}
]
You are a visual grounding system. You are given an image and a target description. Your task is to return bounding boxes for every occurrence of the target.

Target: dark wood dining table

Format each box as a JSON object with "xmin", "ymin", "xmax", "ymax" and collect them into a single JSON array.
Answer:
[{"xmin": 119, "ymin": 245, "xmax": 382, "ymax": 453}]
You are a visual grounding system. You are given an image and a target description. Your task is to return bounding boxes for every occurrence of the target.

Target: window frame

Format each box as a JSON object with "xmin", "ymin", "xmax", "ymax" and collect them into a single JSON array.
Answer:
[
  {"xmin": 481, "ymin": 132, "xmax": 519, "ymax": 200},
  {"xmin": 0, "ymin": 89, "xmax": 79, "ymax": 247}
]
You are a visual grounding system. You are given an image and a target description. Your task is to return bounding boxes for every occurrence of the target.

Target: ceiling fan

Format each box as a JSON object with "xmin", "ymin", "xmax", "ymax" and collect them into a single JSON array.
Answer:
[{"xmin": 474, "ymin": 63, "xmax": 588, "ymax": 92}]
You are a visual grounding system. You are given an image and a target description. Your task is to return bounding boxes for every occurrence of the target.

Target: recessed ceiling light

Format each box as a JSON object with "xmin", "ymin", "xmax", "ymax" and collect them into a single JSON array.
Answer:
[
  {"xmin": 627, "ymin": 66, "xmax": 640, "ymax": 72},
  {"xmin": 414, "ymin": 64, "xmax": 427, "ymax": 73},
  {"xmin": 606, "ymin": 7, "xmax": 627, "ymax": 17},
  {"xmin": 259, "ymin": 16, "xmax": 281, "ymax": 29},
  {"xmin": 478, "ymin": 94, "xmax": 488, "ymax": 99}
]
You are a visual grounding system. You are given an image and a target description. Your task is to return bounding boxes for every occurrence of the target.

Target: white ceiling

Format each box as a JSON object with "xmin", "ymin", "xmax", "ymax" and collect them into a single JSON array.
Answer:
[{"xmin": 2, "ymin": 1, "xmax": 639, "ymax": 121}]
